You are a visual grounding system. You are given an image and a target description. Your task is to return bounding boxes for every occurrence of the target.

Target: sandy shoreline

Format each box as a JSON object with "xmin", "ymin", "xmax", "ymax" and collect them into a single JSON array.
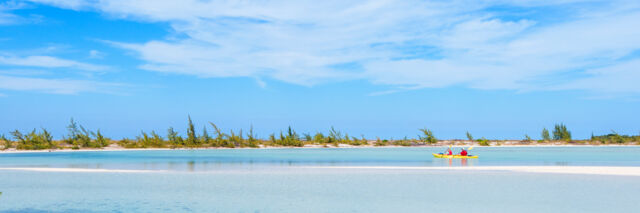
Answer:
[
  {"xmin": 304, "ymin": 166, "xmax": 640, "ymax": 176},
  {"xmin": 1, "ymin": 166, "xmax": 639, "ymax": 176},
  {"xmin": 1, "ymin": 144, "xmax": 638, "ymax": 154}
]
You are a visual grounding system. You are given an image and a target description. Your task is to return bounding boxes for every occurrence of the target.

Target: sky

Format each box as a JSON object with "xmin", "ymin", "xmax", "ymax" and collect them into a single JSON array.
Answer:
[{"xmin": 0, "ymin": 0, "xmax": 639, "ymax": 140}]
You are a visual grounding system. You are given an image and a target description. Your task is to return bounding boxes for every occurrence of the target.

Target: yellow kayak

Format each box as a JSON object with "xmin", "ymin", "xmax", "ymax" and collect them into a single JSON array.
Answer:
[{"xmin": 432, "ymin": 153, "xmax": 478, "ymax": 159}]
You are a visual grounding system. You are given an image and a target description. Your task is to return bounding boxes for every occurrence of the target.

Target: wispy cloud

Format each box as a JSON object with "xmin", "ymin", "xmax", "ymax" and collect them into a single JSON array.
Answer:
[
  {"xmin": 552, "ymin": 59, "xmax": 640, "ymax": 96},
  {"xmin": 0, "ymin": 55, "xmax": 108, "ymax": 71},
  {"xmin": 27, "ymin": 0, "xmax": 640, "ymax": 96},
  {"xmin": 88, "ymin": 50, "xmax": 104, "ymax": 59},
  {"xmin": 0, "ymin": 11, "xmax": 17, "ymax": 25},
  {"xmin": 1, "ymin": 0, "xmax": 43, "ymax": 25},
  {"xmin": 0, "ymin": 1, "xmax": 23, "ymax": 25},
  {"xmin": 0, "ymin": 74, "xmax": 123, "ymax": 94}
]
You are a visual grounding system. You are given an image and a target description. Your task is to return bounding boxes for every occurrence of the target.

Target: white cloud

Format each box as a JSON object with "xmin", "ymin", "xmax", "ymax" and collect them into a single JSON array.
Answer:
[
  {"xmin": 0, "ymin": 1, "xmax": 44, "ymax": 25},
  {"xmin": 0, "ymin": 11, "xmax": 17, "ymax": 25},
  {"xmin": 88, "ymin": 50, "xmax": 104, "ymax": 59},
  {"xmin": 555, "ymin": 59, "xmax": 640, "ymax": 94},
  {"xmin": 0, "ymin": 55, "xmax": 108, "ymax": 71},
  {"xmin": 27, "ymin": 0, "xmax": 640, "ymax": 96},
  {"xmin": 0, "ymin": 1, "xmax": 23, "ymax": 25},
  {"xmin": 0, "ymin": 74, "xmax": 121, "ymax": 94}
]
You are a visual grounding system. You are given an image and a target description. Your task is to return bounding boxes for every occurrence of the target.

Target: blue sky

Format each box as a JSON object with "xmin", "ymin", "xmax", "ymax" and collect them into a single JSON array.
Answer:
[{"xmin": 1, "ymin": 0, "xmax": 639, "ymax": 140}]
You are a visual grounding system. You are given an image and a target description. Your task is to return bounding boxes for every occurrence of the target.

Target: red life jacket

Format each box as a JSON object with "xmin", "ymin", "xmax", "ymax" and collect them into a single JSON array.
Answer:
[
  {"xmin": 447, "ymin": 150, "xmax": 452, "ymax": 155},
  {"xmin": 460, "ymin": 150, "xmax": 468, "ymax": 156}
]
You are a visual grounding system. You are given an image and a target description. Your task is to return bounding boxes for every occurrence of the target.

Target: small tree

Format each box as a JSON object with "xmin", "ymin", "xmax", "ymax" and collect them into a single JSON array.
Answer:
[
  {"xmin": 552, "ymin": 123, "xmax": 571, "ymax": 141},
  {"xmin": 167, "ymin": 127, "xmax": 183, "ymax": 148},
  {"xmin": 78, "ymin": 125, "xmax": 93, "ymax": 147},
  {"xmin": 186, "ymin": 116, "xmax": 197, "ymax": 147},
  {"xmin": 541, "ymin": 128, "xmax": 551, "ymax": 141},
  {"xmin": 466, "ymin": 131, "xmax": 473, "ymax": 141},
  {"xmin": 246, "ymin": 125, "xmax": 258, "ymax": 148},
  {"xmin": 41, "ymin": 128, "xmax": 55, "ymax": 149},
  {"xmin": 419, "ymin": 128, "xmax": 437, "ymax": 144},
  {"xmin": 65, "ymin": 118, "xmax": 94, "ymax": 148},
  {"xmin": 269, "ymin": 133, "xmax": 277, "ymax": 145},
  {"xmin": 209, "ymin": 122, "xmax": 230, "ymax": 147},
  {"xmin": 303, "ymin": 133, "xmax": 312, "ymax": 142},
  {"xmin": 10, "ymin": 130, "xmax": 26, "ymax": 148},
  {"xmin": 0, "ymin": 134, "xmax": 11, "ymax": 150},
  {"xmin": 200, "ymin": 126, "xmax": 211, "ymax": 145},
  {"xmin": 93, "ymin": 129, "xmax": 109, "ymax": 147},
  {"xmin": 328, "ymin": 127, "xmax": 342, "ymax": 144},
  {"xmin": 313, "ymin": 132, "xmax": 326, "ymax": 144}
]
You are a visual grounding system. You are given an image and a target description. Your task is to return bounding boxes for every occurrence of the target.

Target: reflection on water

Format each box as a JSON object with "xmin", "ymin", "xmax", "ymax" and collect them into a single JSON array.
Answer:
[
  {"xmin": 0, "ymin": 208, "xmax": 97, "ymax": 213},
  {"xmin": 187, "ymin": 160, "xmax": 195, "ymax": 171},
  {"xmin": 1, "ymin": 147, "xmax": 640, "ymax": 171},
  {"xmin": 435, "ymin": 158, "xmax": 476, "ymax": 167}
]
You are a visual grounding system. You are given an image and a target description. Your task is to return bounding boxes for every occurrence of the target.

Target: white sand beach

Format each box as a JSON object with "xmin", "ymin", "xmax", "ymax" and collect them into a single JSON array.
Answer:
[{"xmin": 303, "ymin": 166, "xmax": 640, "ymax": 176}]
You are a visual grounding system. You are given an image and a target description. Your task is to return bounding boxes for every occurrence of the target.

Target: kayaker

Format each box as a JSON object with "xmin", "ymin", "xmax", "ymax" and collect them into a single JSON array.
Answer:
[
  {"xmin": 460, "ymin": 148, "xmax": 468, "ymax": 156},
  {"xmin": 446, "ymin": 147, "xmax": 453, "ymax": 155}
]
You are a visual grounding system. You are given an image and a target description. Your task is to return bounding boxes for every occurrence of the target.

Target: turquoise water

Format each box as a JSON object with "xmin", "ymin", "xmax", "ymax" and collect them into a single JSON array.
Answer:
[
  {"xmin": 0, "ymin": 147, "xmax": 639, "ymax": 212},
  {"xmin": 1, "ymin": 147, "xmax": 640, "ymax": 170}
]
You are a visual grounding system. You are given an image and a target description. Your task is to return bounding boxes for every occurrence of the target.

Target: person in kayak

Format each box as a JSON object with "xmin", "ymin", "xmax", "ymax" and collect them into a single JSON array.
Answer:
[
  {"xmin": 460, "ymin": 148, "xmax": 468, "ymax": 156},
  {"xmin": 445, "ymin": 147, "xmax": 453, "ymax": 155}
]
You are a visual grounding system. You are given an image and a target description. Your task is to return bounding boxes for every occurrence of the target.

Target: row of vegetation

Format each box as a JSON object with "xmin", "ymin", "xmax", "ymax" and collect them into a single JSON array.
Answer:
[{"xmin": 0, "ymin": 118, "xmax": 638, "ymax": 150}]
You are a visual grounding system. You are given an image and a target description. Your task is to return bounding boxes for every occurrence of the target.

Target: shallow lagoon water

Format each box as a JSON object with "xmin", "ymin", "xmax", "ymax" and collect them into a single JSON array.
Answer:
[
  {"xmin": 0, "ymin": 147, "xmax": 639, "ymax": 212},
  {"xmin": 1, "ymin": 147, "xmax": 640, "ymax": 170}
]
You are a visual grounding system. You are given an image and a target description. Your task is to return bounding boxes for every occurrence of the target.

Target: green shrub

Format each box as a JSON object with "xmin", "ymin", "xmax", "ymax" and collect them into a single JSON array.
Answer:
[
  {"xmin": 393, "ymin": 137, "xmax": 412, "ymax": 146},
  {"xmin": 64, "ymin": 118, "xmax": 103, "ymax": 148},
  {"xmin": 541, "ymin": 128, "xmax": 551, "ymax": 141},
  {"xmin": 10, "ymin": 129, "xmax": 56, "ymax": 150},
  {"xmin": 186, "ymin": 116, "xmax": 198, "ymax": 147},
  {"xmin": 313, "ymin": 132, "xmax": 326, "ymax": 144},
  {"xmin": 348, "ymin": 135, "xmax": 368, "ymax": 146},
  {"xmin": 0, "ymin": 134, "xmax": 11, "ymax": 150},
  {"xmin": 167, "ymin": 127, "xmax": 184, "ymax": 148},
  {"xmin": 419, "ymin": 128, "xmax": 437, "ymax": 144},
  {"xmin": 118, "ymin": 138, "xmax": 138, "ymax": 148},
  {"xmin": 477, "ymin": 137, "xmax": 490, "ymax": 146},
  {"xmin": 552, "ymin": 123, "xmax": 571, "ymax": 141},
  {"xmin": 95, "ymin": 129, "xmax": 109, "ymax": 147},
  {"xmin": 374, "ymin": 137, "xmax": 387, "ymax": 146},
  {"xmin": 245, "ymin": 126, "xmax": 259, "ymax": 148},
  {"xmin": 591, "ymin": 131, "xmax": 637, "ymax": 144},
  {"xmin": 272, "ymin": 126, "xmax": 303, "ymax": 147}
]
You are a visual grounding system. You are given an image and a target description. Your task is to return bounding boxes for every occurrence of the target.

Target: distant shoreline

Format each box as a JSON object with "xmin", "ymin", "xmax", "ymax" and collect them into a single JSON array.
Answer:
[{"xmin": 1, "ymin": 143, "xmax": 639, "ymax": 154}]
